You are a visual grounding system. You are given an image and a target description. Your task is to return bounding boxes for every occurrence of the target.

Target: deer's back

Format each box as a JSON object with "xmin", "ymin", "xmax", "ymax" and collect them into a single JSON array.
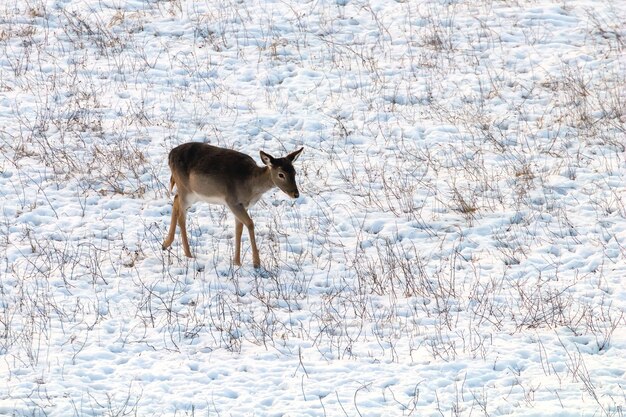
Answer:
[{"xmin": 169, "ymin": 142, "xmax": 258, "ymax": 180}]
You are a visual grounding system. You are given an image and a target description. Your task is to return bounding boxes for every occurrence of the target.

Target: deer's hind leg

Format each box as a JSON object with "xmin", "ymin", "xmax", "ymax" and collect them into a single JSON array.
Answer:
[
  {"xmin": 162, "ymin": 193, "xmax": 193, "ymax": 258},
  {"xmin": 177, "ymin": 195, "xmax": 193, "ymax": 258},
  {"xmin": 162, "ymin": 194, "xmax": 180, "ymax": 251}
]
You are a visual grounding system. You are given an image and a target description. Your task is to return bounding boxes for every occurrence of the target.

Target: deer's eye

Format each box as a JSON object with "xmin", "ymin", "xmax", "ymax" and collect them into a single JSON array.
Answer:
[{"xmin": 278, "ymin": 172, "xmax": 286, "ymax": 180}]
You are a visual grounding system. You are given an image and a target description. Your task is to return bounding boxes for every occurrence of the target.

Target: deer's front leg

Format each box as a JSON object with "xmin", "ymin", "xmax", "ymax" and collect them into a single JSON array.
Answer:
[
  {"xmin": 228, "ymin": 202, "xmax": 261, "ymax": 268},
  {"xmin": 234, "ymin": 219, "xmax": 244, "ymax": 266}
]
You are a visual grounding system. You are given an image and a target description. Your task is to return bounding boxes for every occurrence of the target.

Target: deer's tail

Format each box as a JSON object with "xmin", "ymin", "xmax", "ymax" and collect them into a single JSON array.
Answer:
[{"xmin": 169, "ymin": 176, "xmax": 175, "ymax": 193}]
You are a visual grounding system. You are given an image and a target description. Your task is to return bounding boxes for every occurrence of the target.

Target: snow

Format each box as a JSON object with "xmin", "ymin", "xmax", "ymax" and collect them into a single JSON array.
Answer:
[{"xmin": 1, "ymin": 0, "xmax": 625, "ymax": 415}]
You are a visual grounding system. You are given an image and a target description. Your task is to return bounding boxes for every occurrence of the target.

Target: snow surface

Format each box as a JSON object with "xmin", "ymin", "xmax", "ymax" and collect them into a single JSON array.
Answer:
[{"xmin": 0, "ymin": 0, "xmax": 625, "ymax": 415}]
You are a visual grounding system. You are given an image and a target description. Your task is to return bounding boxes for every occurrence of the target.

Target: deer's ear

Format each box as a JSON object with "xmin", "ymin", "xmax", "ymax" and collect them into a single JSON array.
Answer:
[
  {"xmin": 287, "ymin": 147, "xmax": 304, "ymax": 163},
  {"xmin": 260, "ymin": 151, "xmax": 275, "ymax": 167}
]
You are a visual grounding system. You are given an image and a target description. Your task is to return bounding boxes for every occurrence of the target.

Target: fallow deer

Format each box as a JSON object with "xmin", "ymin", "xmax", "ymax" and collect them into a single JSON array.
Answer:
[{"xmin": 162, "ymin": 142, "xmax": 303, "ymax": 268}]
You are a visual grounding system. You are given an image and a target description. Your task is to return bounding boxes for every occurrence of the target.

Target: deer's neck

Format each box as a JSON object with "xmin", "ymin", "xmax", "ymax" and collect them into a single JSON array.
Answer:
[
  {"xmin": 240, "ymin": 167, "xmax": 274, "ymax": 208},
  {"xmin": 247, "ymin": 166, "xmax": 275, "ymax": 205}
]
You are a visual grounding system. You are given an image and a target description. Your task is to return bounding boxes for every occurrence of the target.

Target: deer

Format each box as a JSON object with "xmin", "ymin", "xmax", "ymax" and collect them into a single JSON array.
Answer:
[{"xmin": 161, "ymin": 142, "xmax": 304, "ymax": 268}]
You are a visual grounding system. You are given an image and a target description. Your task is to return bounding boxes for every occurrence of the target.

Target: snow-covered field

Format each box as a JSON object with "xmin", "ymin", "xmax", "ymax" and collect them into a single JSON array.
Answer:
[{"xmin": 1, "ymin": 0, "xmax": 625, "ymax": 415}]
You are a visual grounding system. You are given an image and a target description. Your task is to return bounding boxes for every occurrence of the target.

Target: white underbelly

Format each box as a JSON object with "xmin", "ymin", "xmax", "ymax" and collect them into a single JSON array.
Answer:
[{"xmin": 186, "ymin": 192, "xmax": 227, "ymax": 206}]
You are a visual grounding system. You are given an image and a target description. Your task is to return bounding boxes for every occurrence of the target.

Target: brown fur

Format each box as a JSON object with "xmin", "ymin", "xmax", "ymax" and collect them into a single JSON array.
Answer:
[{"xmin": 162, "ymin": 142, "xmax": 303, "ymax": 268}]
